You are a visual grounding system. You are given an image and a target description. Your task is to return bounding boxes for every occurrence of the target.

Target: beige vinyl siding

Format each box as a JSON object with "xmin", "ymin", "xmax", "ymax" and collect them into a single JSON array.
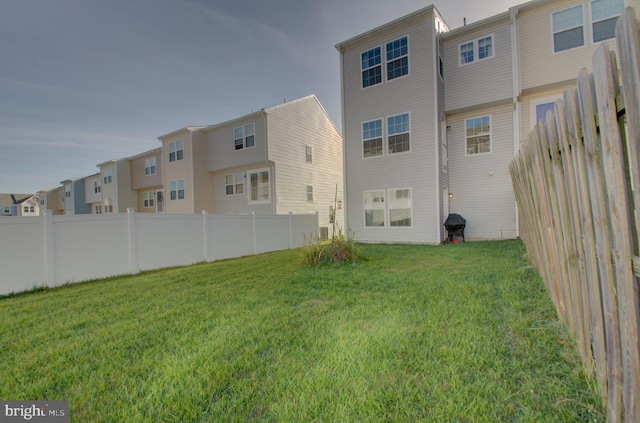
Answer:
[
  {"xmin": 130, "ymin": 151, "xmax": 162, "ymax": 190},
  {"xmin": 191, "ymin": 131, "xmax": 215, "ymax": 214},
  {"xmin": 444, "ymin": 17, "xmax": 513, "ymax": 112},
  {"xmin": 206, "ymin": 115, "xmax": 268, "ymax": 172},
  {"xmin": 115, "ymin": 160, "xmax": 137, "ymax": 213},
  {"xmin": 518, "ymin": 0, "xmax": 638, "ymax": 91},
  {"xmin": 211, "ymin": 164, "xmax": 276, "ymax": 216},
  {"xmin": 447, "ymin": 104, "xmax": 516, "ymax": 240},
  {"xmin": 341, "ymin": 11, "xmax": 439, "ymax": 243},
  {"xmin": 162, "ymin": 132, "xmax": 194, "ymax": 214},
  {"xmin": 519, "ymin": 87, "xmax": 568, "ymax": 141},
  {"xmin": 265, "ymin": 96, "xmax": 344, "ymax": 230}
]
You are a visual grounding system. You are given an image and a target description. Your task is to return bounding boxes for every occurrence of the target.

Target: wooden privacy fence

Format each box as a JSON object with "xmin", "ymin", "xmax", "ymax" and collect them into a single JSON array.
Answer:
[{"xmin": 509, "ymin": 8, "xmax": 640, "ymax": 422}]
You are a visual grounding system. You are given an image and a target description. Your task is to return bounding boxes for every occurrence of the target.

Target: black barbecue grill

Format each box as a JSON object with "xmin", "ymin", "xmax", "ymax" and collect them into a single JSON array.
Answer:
[{"xmin": 444, "ymin": 213, "xmax": 466, "ymax": 243}]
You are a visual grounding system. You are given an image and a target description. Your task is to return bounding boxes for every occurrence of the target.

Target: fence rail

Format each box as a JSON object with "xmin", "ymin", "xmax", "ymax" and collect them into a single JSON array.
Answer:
[
  {"xmin": 0, "ymin": 210, "xmax": 318, "ymax": 297},
  {"xmin": 509, "ymin": 8, "xmax": 640, "ymax": 422}
]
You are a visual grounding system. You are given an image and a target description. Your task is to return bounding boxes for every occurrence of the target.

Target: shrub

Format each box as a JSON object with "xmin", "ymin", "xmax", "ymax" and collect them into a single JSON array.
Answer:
[{"xmin": 301, "ymin": 228, "xmax": 362, "ymax": 266}]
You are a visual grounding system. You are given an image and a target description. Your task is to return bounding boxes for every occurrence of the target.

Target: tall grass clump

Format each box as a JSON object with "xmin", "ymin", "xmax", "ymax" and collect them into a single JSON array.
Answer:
[{"xmin": 301, "ymin": 228, "xmax": 362, "ymax": 266}]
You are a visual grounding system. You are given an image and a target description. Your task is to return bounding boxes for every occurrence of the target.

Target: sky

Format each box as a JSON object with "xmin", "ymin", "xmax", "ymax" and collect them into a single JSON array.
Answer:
[{"xmin": 1, "ymin": 0, "xmax": 524, "ymax": 194}]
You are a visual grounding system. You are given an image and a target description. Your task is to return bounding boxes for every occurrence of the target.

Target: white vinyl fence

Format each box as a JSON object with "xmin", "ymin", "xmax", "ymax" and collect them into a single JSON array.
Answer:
[{"xmin": 0, "ymin": 209, "xmax": 319, "ymax": 296}]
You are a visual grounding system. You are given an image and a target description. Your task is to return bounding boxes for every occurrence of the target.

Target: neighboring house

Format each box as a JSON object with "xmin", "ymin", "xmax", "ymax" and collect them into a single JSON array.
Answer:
[
  {"xmin": 158, "ymin": 95, "xmax": 344, "ymax": 230},
  {"xmin": 0, "ymin": 194, "xmax": 34, "ymax": 216},
  {"xmin": 60, "ymin": 178, "xmax": 92, "ymax": 215},
  {"xmin": 18, "ymin": 195, "xmax": 39, "ymax": 216},
  {"xmin": 97, "ymin": 158, "xmax": 137, "ymax": 214},
  {"xmin": 83, "ymin": 173, "xmax": 103, "ymax": 214},
  {"xmin": 336, "ymin": 0, "xmax": 634, "ymax": 243},
  {"xmin": 129, "ymin": 148, "xmax": 164, "ymax": 213},
  {"xmin": 36, "ymin": 187, "xmax": 64, "ymax": 215}
]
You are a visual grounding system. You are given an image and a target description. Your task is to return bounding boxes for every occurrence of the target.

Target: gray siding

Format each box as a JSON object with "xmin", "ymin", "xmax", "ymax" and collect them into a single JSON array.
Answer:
[
  {"xmin": 73, "ymin": 180, "xmax": 91, "ymax": 214},
  {"xmin": 341, "ymin": 11, "xmax": 439, "ymax": 243},
  {"xmin": 444, "ymin": 17, "xmax": 513, "ymax": 113},
  {"xmin": 447, "ymin": 104, "xmax": 516, "ymax": 240}
]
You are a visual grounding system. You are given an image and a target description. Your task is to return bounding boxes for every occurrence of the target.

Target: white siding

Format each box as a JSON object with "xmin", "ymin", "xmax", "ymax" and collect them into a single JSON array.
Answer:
[
  {"xmin": 341, "ymin": 10, "xmax": 439, "ymax": 243},
  {"xmin": 447, "ymin": 104, "xmax": 517, "ymax": 240},
  {"xmin": 444, "ymin": 17, "xmax": 513, "ymax": 112},
  {"xmin": 265, "ymin": 96, "xmax": 344, "ymax": 230}
]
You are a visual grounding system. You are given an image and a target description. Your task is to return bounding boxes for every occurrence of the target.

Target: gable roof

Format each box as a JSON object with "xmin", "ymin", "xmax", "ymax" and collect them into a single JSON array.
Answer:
[{"xmin": 0, "ymin": 194, "xmax": 33, "ymax": 205}]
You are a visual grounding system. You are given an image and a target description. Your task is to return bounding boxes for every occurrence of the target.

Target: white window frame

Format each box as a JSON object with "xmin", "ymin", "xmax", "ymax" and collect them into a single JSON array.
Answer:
[
  {"xmin": 364, "ymin": 190, "xmax": 386, "ymax": 227},
  {"xmin": 144, "ymin": 157, "xmax": 157, "ymax": 176},
  {"xmin": 169, "ymin": 179, "xmax": 185, "ymax": 201},
  {"xmin": 64, "ymin": 184, "xmax": 71, "ymax": 198},
  {"xmin": 234, "ymin": 123, "xmax": 255, "ymax": 150},
  {"xmin": 305, "ymin": 145, "xmax": 313, "ymax": 163},
  {"xmin": 95, "ymin": 205, "xmax": 102, "ymax": 214},
  {"xmin": 387, "ymin": 112, "xmax": 411, "ymax": 155},
  {"xmin": 248, "ymin": 168, "xmax": 270, "ymax": 204},
  {"xmin": 458, "ymin": 34, "xmax": 495, "ymax": 66},
  {"xmin": 105, "ymin": 198, "xmax": 113, "ymax": 213},
  {"xmin": 388, "ymin": 188, "xmax": 413, "ymax": 228},
  {"xmin": 465, "ymin": 115, "xmax": 492, "ymax": 156},
  {"xmin": 168, "ymin": 140, "xmax": 184, "ymax": 162},
  {"xmin": 386, "ymin": 36, "xmax": 409, "ymax": 82},
  {"xmin": 362, "ymin": 118, "xmax": 384, "ymax": 159},
  {"xmin": 225, "ymin": 172, "xmax": 244, "ymax": 196},
  {"xmin": 529, "ymin": 95, "xmax": 561, "ymax": 129},
  {"xmin": 143, "ymin": 191, "xmax": 155, "ymax": 208},
  {"xmin": 306, "ymin": 185, "xmax": 313, "ymax": 202},
  {"xmin": 552, "ymin": 5, "xmax": 585, "ymax": 53},
  {"xmin": 94, "ymin": 180, "xmax": 101, "ymax": 194},
  {"xmin": 591, "ymin": 0, "xmax": 624, "ymax": 43},
  {"xmin": 103, "ymin": 167, "xmax": 113, "ymax": 184},
  {"xmin": 361, "ymin": 45, "xmax": 382, "ymax": 89}
]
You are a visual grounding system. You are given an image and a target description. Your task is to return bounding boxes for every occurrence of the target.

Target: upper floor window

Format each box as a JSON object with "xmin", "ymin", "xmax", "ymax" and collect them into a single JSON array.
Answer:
[
  {"xmin": 248, "ymin": 169, "xmax": 270, "ymax": 203},
  {"xmin": 225, "ymin": 172, "xmax": 244, "ymax": 195},
  {"xmin": 466, "ymin": 116, "xmax": 491, "ymax": 155},
  {"xmin": 168, "ymin": 140, "xmax": 184, "ymax": 162},
  {"xmin": 235, "ymin": 123, "xmax": 255, "ymax": 150},
  {"xmin": 553, "ymin": 5, "xmax": 584, "ymax": 52},
  {"xmin": 387, "ymin": 113, "xmax": 410, "ymax": 154},
  {"xmin": 386, "ymin": 37, "xmax": 408, "ymax": 80},
  {"xmin": 94, "ymin": 181, "xmax": 101, "ymax": 194},
  {"xmin": 361, "ymin": 46, "xmax": 382, "ymax": 88},
  {"xmin": 169, "ymin": 179, "xmax": 185, "ymax": 200},
  {"xmin": 307, "ymin": 185, "xmax": 314, "ymax": 202},
  {"xmin": 363, "ymin": 119, "xmax": 383, "ymax": 158},
  {"xmin": 144, "ymin": 157, "xmax": 157, "ymax": 175},
  {"xmin": 459, "ymin": 35, "xmax": 493, "ymax": 66},
  {"xmin": 591, "ymin": 0, "xmax": 624, "ymax": 42},
  {"xmin": 64, "ymin": 184, "xmax": 71, "ymax": 198},
  {"xmin": 305, "ymin": 145, "xmax": 313, "ymax": 163},
  {"xmin": 103, "ymin": 167, "xmax": 113, "ymax": 184}
]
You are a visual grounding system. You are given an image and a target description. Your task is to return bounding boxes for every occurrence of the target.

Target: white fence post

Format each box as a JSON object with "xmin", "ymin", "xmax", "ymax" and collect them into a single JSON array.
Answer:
[
  {"xmin": 252, "ymin": 211, "xmax": 257, "ymax": 254},
  {"xmin": 127, "ymin": 208, "xmax": 139, "ymax": 275},
  {"xmin": 289, "ymin": 212, "xmax": 293, "ymax": 249},
  {"xmin": 43, "ymin": 209, "xmax": 56, "ymax": 287},
  {"xmin": 202, "ymin": 210, "xmax": 209, "ymax": 262}
]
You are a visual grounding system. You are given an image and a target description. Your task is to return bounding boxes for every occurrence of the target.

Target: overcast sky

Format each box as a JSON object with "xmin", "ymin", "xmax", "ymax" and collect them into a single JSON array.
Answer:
[{"xmin": 1, "ymin": 0, "xmax": 523, "ymax": 194}]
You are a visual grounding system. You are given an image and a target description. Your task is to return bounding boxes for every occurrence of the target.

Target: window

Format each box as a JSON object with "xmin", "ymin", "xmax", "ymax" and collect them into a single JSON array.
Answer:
[
  {"xmin": 95, "ymin": 205, "xmax": 102, "ymax": 214},
  {"xmin": 144, "ymin": 157, "xmax": 157, "ymax": 175},
  {"xmin": 64, "ymin": 185, "xmax": 71, "ymax": 198},
  {"xmin": 466, "ymin": 116, "xmax": 491, "ymax": 155},
  {"xmin": 362, "ymin": 46, "xmax": 382, "ymax": 88},
  {"xmin": 23, "ymin": 206, "xmax": 29, "ymax": 213},
  {"xmin": 386, "ymin": 37, "xmax": 408, "ymax": 80},
  {"xmin": 143, "ymin": 191, "xmax": 155, "ymax": 208},
  {"xmin": 249, "ymin": 169, "xmax": 270, "ymax": 203},
  {"xmin": 169, "ymin": 140, "xmax": 183, "ymax": 162},
  {"xmin": 388, "ymin": 113, "xmax": 410, "ymax": 154},
  {"xmin": 553, "ymin": 5, "xmax": 584, "ymax": 52},
  {"xmin": 307, "ymin": 185, "xmax": 313, "ymax": 202},
  {"xmin": 225, "ymin": 172, "xmax": 244, "ymax": 195},
  {"xmin": 105, "ymin": 198, "xmax": 113, "ymax": 213},
  {"xmin": 389, "ymin": 189, "xmax": 412, "ymax": 227},
  {"xmin": 170, "ymin": 179, "xmax": 185, "ymax": 200},
  {"xmin": 459, "ymin": 35, "xmax": 494, "ymax": 65},
  {"xmin": 305, "ymin": 145, "xmax": 313, "ymax": 163},
  {"xmin": 40, "ymin": 199, "xmax": 45, "ymax": 206},
  {"xmin": 364, "ymin": 191, "xmax": 385, "ymax": 227},
  {"xmin": 30, "ymin": 206, "xmax": 35, "ymax": 213},
  {"xmin": 103, "ymin": 167, "xmax": 113, "ymax": 184},
  {"xmin": 234, "ymin": 124, "xmax": 255, "ymax": 150},
  {"xmin": 363, "ymin": 119, "xmax": 383, "ymax": 158},
  {"xmin": 535, "ymin": 102, "xmax": 556, "ymax": 124},
  {"xmin": 592, "ymin": 0, "xmax": 624, "ymax": 42},
  {"xmin": 94, "ymin": 181, "xmax": 101, "ymax": 193}
]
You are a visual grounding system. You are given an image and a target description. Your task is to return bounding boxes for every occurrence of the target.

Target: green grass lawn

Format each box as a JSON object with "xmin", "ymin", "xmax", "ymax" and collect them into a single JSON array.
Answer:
[{"xmin": 0, "ymin": 240, "xmax": 603, "ymax": 422}]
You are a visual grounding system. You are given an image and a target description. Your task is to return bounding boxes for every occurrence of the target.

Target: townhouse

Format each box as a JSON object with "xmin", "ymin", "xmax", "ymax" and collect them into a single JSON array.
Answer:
[
  {"xmin": 158, "ymin": 95, "xmax": 344, "ymax": 231},
  {"xmin": 0, "ymin": 194, "xmax": 37, "ymax": 216},
  {"xmin": 336, "ymin": 0, "xmax": 633, "ymax": 243}
]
